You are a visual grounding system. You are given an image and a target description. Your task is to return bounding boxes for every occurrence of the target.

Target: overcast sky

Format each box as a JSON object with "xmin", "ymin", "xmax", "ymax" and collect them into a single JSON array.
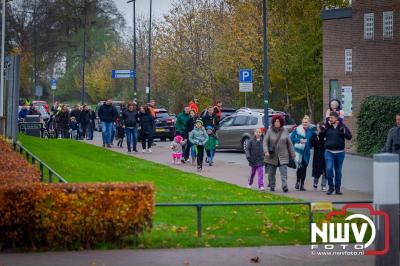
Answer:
[{"xmin": 114, "ymin": 0, "xmax": 174, "ymax": 25}]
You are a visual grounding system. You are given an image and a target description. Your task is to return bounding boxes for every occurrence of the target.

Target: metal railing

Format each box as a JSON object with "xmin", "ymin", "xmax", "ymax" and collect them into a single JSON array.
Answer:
[
  {"xmin": 155, "ymin": 200, "xmax": 373, "ymax": 239},
  {"xmin": 12, "ymin": 142, "xmax": 67, "ymax": 183}
]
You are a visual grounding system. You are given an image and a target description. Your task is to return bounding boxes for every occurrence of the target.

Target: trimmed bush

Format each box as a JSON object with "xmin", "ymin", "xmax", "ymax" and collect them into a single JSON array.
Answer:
[
  {"xmin": 0, "ymin": 182, "xmax": 154, "ymax": 250},
  {"xmin": 0, "ymin": 138, "xmax": 41, "ymax": 185},
  {"xmin": 0, "ymin": 139, "xmax": 155, "ymax": 250},
  {"xmin": 357, "ymin": 96, "xmax": 400, "ymax": 155}
]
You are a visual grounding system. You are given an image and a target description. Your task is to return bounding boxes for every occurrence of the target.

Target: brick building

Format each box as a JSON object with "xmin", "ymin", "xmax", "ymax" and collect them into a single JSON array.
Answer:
[{"xmin": 322, "ymin": 0, "xmax": 400, "ymax": 149}]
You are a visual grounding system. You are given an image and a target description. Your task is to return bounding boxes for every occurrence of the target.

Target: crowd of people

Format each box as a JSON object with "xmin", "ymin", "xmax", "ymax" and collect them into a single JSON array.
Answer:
[
  {"xmin": 246, "ymin": 99, "xmax": 352, "ymax": 195},
  {"xmin": 18, "ymin": 96, "xmax": 400, "ymax": 196}
]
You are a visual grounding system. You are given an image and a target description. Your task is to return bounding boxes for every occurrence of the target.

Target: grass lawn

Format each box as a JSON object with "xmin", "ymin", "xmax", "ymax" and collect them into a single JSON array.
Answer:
[{"xmin": 19, "ymin": 134, "xmax": 311, "ymax": 249}]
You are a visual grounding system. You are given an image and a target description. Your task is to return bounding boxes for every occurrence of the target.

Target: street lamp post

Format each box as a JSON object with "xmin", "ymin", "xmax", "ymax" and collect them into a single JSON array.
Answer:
[
  {"xmin": 81, "ymin": 4, "xmax": 87, "ymax": 105},
  {"xmin": 0, "ymin": 0, "xmax": 6, "ymax": 119},
  {"xmin": 262, "ymin": 0, "xmax": 269, "ymax": 130},
  {"xmin": 147, "ymin": 0, "xmax": 152, "ymax": 103},
  {"xmin": 127, "ymin": 0, "xmax": 137, "ymax": 102},
  {"xmin": 33, "ymin": 0, "xmax": 38, "ymax": 99}
]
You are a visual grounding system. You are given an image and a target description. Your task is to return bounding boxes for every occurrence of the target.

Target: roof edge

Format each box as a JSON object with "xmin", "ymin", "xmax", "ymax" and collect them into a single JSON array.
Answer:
[{"xmin": 322, "ymin": 8, "xmax": 352, "ymax": 20}]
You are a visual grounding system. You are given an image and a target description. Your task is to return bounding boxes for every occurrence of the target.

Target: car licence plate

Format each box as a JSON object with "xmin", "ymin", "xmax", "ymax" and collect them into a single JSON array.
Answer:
[{"xmin": 156, "ymin": 128, "xmax": 165, "ymax": 132}]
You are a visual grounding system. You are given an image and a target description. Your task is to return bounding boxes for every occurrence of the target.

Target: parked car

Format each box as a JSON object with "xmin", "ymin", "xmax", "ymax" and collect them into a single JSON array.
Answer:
[
  {"xmin": 94, "ymin": 101, "xmax": 125, "ymax": 131},
  {"xmin": 32, "ymin": 100, "xmax": 49, "ymax": 113},
  {"xmin": 18, "ymin": 105, "xmax": 50, "ymax": 122},
  {"xmin": 152, "ymin": 108, "xmax": 176, "ymax": 141},
  {"xmin": 199, "ymin": 107, "xmax": 236, "ymax": 121},
  {"xmin": 216, "ymin": 108, "xmax": 295, "ymax": 152}
]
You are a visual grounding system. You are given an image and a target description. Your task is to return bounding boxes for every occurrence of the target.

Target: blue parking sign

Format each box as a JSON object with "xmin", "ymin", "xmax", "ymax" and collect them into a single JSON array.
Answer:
[{"xmin": 239, "ymin": 69, "xmax": 253, "ymax": 83}]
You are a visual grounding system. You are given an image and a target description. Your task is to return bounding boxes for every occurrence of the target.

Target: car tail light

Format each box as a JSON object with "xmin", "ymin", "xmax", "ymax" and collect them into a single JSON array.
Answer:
[
  {"xmin": 166, "ymin": 119, "xmax": 175, "ymax": 124},
  {"xmin": 260, "ymin": 127, "xmax": 266, "ymax": 134}
]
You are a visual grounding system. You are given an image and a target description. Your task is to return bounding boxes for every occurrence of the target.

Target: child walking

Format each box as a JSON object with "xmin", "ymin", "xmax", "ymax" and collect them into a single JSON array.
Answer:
[
  {"xmin": 68, "ymin": 116, "xmax": 79, "ymax": 140},
  {"xmin": 205, "ymin": 126, "xmax": 219, "ymax": 166},
  {"xmin": 116, "ymin": 119, "xmax": 125, "ymax": 148},
  {"xmin": 245, "ymin": 129, "xmax": 265, "ymax": 191},
  {"xmin": 170, "ymin": 135, "xmax": 186, "ymax": 164},
  {"xmin": 189, "ymin": 120, "xmax": 209, "ymax": 172}
]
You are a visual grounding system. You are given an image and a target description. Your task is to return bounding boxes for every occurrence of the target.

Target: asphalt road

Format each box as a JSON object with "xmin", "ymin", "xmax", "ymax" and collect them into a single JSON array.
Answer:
[{"xmin": 154, "ymin": 140, "xmax": 373, "ymax": 193}]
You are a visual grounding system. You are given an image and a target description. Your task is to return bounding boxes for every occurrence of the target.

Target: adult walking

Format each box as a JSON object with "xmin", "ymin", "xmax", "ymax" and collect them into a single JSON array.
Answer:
[
  {"xmin": 138, "ymin": 105, "xmax": 155, "ymax": 153},
  {"xmin": 88, "ymin": 106, "xmax": 96, "ymax": 140},
  {"xmin": 55, "ymin": 105, "xmax": 70, "ymax": 138},
  {"xmin": 311, "ymin": 122, "xmax": 327, "ymax": 191},
  {"xmin": 176, "ymin": 107, "xmax": 191, "ymax": 162},
  {"xmin": 122, "ymin": 103, "xmax": 139, "ymax": 152},
  {"xmin": 214, "ymin": 100, "xmax": 223, "ymax": 121},
  {"xmin": 382, "ymin": 113, "xmax": 400, "ymax": 154},
  {"xmin": 323, "ymin": 112, "xmax": 352, "ymax": 195},
  {"xmin": 188, "ymin": 99, "xmax": 199, "ymax": 114},
  {"xmin": 185, "ymin": 109, "xmax": 198, "ymax": 164},
  {"xmin": 98, "ymin": 99, "xmax": 119, "ymax": 148},
  {"xmin": 202, "ymin": 106, "xmax": 218, "ymax": 129},
  {"xmin": 290, "ymin": 115, "xmax": 316, "ymax": 191},
  {"xmin": 79, "ymin": 105, "xmax": 91, "ymax": 140},
  {"xmin": 264, "ymin": 115, "xmax": 295, "ymax": 192}
]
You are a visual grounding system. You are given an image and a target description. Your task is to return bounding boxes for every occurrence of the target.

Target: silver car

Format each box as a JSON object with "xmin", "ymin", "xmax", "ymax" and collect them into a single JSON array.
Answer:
[{"xmin": 216, "ymin": 108, "xmax": 295, "ymax": 151}]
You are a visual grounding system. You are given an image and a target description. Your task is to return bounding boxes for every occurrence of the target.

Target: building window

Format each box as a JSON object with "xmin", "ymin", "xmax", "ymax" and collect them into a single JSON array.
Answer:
[
  {"xmin": 329, "ymin": 80, "xmax": 339, "ymax": 100},
  {"xmin": 364, "ymin": 13, "xmax": 374, "ymax": 40},
  {"xmin": 345, "ymin": 49, "xmax": 352, "ymax": 73},
  {"xmin": 383, "ymin": 11, "xmax": 394, "ymax": 39}
]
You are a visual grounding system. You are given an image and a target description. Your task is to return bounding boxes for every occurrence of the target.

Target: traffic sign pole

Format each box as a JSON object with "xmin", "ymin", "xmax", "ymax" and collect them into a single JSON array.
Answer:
[{"xmin": 262, "ymin": 0, "xmax": 269, "ymax": 130}]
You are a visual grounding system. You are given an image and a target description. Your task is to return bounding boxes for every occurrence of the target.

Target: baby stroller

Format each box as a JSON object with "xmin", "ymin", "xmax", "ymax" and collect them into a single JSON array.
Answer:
[{"xmin": 41, "ymin": 116, "xmax": 56, "ymax": 139}]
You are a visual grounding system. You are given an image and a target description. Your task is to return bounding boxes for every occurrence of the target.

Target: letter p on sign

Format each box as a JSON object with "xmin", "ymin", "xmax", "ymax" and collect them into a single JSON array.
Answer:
[{"xmin": 239, "ymin": 69, "xmax": 253, "ymax": 83}]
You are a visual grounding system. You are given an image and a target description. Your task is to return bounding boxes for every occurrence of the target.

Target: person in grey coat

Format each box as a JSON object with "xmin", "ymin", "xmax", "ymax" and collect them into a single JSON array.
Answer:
[
  {"xmin": 264, "ymin": 115, "xmax": 295, "ymax": 192},
  {"xmin": 382, "ymin": 113, "xmax": 400, "ymax": 154},
  {"xmin": 189, "ymin": 120, "xmax": 209, "ymax": 172}
]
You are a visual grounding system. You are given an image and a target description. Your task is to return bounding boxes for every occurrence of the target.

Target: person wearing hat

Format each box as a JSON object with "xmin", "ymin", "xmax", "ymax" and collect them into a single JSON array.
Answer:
[
  {"xmin": 189, "ymin": 119, "xmax": 209, "ymax": 171},
  {"xmin": 322, "ymin": 111, "xmax": 352, "ymax": 195}
]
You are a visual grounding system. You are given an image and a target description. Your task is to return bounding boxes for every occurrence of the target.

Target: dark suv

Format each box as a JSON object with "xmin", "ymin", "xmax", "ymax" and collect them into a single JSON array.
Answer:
[{"xmin": 152, "ymin": 108, "xmax": 175, "ymax": 141}]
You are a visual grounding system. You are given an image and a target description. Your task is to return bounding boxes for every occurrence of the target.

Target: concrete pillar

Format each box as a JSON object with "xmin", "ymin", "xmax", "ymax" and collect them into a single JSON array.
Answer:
[{"xmin": 373, "ymin": 153, "xmax": 399, "ymax": 266}]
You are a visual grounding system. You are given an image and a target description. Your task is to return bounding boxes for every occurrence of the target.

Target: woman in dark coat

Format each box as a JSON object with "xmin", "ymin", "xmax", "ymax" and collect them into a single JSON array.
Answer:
[
  {"xmin": 185, "ymin": 109, "xmax": 198, "ymax": 163},
  {"xmin": 55, "ymin": 105, "xmax": 70, "ymax": 138},
  {"xmin": 137, "ymin": 105, "xmax": 155, "ymax": 153},
  {"xmin": 311, "ymin": 122, "xmax": 327, "ymax": 191},
  {"xmin": 79, "ymin": 105, "xmax": 91, "ymax": 140}
]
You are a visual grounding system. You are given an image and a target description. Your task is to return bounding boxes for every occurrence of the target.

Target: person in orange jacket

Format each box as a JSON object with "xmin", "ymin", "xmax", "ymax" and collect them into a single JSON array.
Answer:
[{"xmin": 188, "ymin": 99, "xmax": 199, "ymax": 114}]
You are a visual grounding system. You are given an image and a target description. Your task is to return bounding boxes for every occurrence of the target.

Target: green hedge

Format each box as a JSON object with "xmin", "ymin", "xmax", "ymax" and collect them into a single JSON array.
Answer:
[{"xmin": 357, "ymin": 96, "xmax": 400, "ymax": 155}]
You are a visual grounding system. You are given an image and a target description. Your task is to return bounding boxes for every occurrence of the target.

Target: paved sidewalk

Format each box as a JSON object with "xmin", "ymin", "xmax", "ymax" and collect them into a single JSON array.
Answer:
[
  {"xmin": 0, "ymin": 246, "xmax": 375, "ymax": 266},
  {"xmin": 87, "ymin": 134, "xmax": 372, "ymax": 203}
]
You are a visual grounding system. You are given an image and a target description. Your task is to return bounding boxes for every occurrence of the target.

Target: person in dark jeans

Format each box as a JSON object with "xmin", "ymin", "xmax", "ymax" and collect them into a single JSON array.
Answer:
[
  {"xmin": 185, "ymin": 109, "xmax": 198, "ymax": 164},
  {"xmin": 98, "ymin": 99, "xmax": 119, "ymax": 148},
  {"xmin": 88, "ymin": 106, "xmax": 96, "ymax": 140},
  {"xmin": 137, "ymin": 105, "xmax": 155, "ymax": 153},
  {"xmin": 176, "ymin": 106, "xmax": 191, "ymax": 162},
  {"xmin": 322, "ymin": 112, "xmax": 352, "ymax": 195},
  {"xmin": 311, "ymin": 122, "xmax": 327, "ymax": 191},
  {"xmin": 122, "ymin": 103, "xmax": 139, "ymax": 152}
]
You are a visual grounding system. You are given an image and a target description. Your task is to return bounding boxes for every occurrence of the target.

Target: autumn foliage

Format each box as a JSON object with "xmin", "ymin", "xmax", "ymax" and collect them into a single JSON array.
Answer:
[{"xmin": 0, "ymin": 139, "xmax": 154, "ymax": 250}]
